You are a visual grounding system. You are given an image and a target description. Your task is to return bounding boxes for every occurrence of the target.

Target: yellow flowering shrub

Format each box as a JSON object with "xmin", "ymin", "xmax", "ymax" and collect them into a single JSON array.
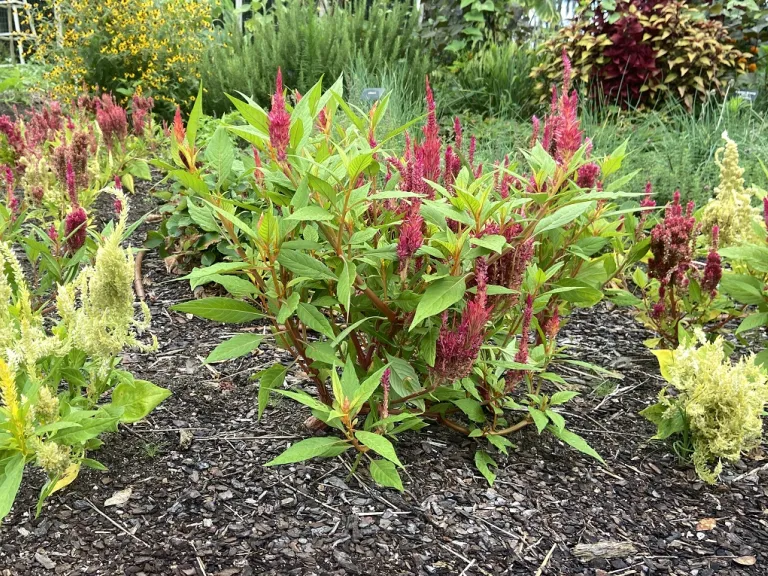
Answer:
[
  {"xmin": 642, "ymin": 332, "xmax": 768, "ymax": 483},
  {"xmin": 32, "ymin": 0, "xmax": 213, "ymax": 114},
  {"xmin": 700, "ymin": 132, "xmax": 760, "ymax": 246}
]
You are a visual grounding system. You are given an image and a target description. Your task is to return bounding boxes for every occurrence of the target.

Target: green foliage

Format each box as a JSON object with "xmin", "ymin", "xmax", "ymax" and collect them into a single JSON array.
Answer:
[
  {"xmin": 642, "ymin": 332, "xmax": 768, "ymax": 483},
  {"xmin": 0, "ymin": 200, "xmax": 168, "ymax": 522},
  {"xmin": 421, "ymin": 0, "xmax": 558, "ymax": 60},
  {"xmin": 534, "ymin": 0, "xmax": 749, "ymax": 109},
  {"xmin": 200, "ymin": 0, "xmax": 431, "ymax": 116},
  {"xmin": 432, "ymin": 41, "xmax": 544, "ymax": 119},
  {"xmin": 164, "ymin": 64, "xmax": 644, "ymax": 489},
  {"xmin": 32, "ymin": 0, "xmax": 212, "ymax": 114}
]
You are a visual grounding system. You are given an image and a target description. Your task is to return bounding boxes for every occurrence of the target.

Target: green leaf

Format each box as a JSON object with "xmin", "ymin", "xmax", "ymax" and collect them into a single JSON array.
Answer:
[
  {"xmin": 350, "ymin": 366, "xmax": 389, "ymax": 413},
  {"xmin": 265, "ymin": 437, "xmax": 349, "ymax": 466},
  {"xmin": 470, "ymin": 234, "xmax": 506, "ymax": 254},
  {"xmin": 736, "ymin": 312, "xmax": 768, "ymax": 335},
  {"xmin": 275, "ymin": 389, "xmax": 328, "ymax": 413},
  {"xmin": 550, "ymin": 391, "xmax": 578, "ymax": 405},
  {"xmin": 0, "ymin": 453, "xmax": 24, "ymax": 521},
  {"xmin": 278, "ymin": 250, "xmax": 337, "ymax": 281},
  {"xmin": 474, "ymin": 450, "xmax": 497, "ymax": 486},
  {"xmin": 545, "ymin": 409, "xmax": 566, "ymax": 432},
  {"xmin": 286, "ymin": 206, "xmax": 335, "ymax": 222},
  {"xmin": 187, "ymin": 200, "xmax": 219, "ymax": 233},
  {"xmin": 410, "ymin": 275, "xmax": 466, "ymax": 330},
  {"xmin": 172, "ymin": 298, "xmax": 264, "ymax": 323},
  {"xmin": 534, "ymin": 201, "xmax": 594, "ymax": 235},
  {"xmin": 528, "ymin": 407, "xmax": 549, "ymax": 434},
  {"xmin": 384, "ymin": 355, "xmax": 419, "ymax": 397},
  {"xmin": 197, "ymin": 274, "xmax": 258, "ymax": 299},
  {"xmin": 277, "ymin": 292, "xmax": 301, "ymax": 324},
  {"xmin": 204, "ymin": 127, "xmax": 235, "ymax": 185},
  {"xmin": 306, "ymin": 341, "xmax": 338, "ymax": 365},
  {"xmin": 487, "ymin": 434, "xmax": 514, "ymax": 454},
  {"xmin": 453, "ymin": 398, "xmax": 486, "ymax": 423},
  {"xmin": 720, "ymin": 274, "xmax": 766, "ymax": 306},
  {"xmin": 605, "ymin": 288, "xmax": 642, "ymax": 307},
  {"xmin": 80, "ymin": 458, "xmax": 107, "ymax": 471},
  {"xmin": 355, "ymin": 431, "xmax": 402, "ymax": 467},
  {"xmin": 369, "ymin": 459, "xmax": 403, "ymax": 491},
  {"xmin": 553, "ymin": 279, "xmax": 604, "ymax": 307},
  {"xmin": 256, "ymin": 364, "xmax": 288, "ymax": 419},
  {"xmin": 111, "ymin": 380, "xmax": 171, "ymax": 423},
  {"xmin": 54, "ymin": 410, "xmax": 122, "ymax": 444},
  {"xmin": 337, "ymin": 260, "xmax": 354, "ymax": 314},
  {"xmin": 548, "ymin": 426, "xmax": 604, "ymax": 464},
  {"xmin": 297, "ymin": 303, "xmax": 335, "ymax": 339},
  {"xmin": 205, "ymin": 334, "xmax": 264, "ymax": 363},
  {"xmin": 187, "ymin": 82, "xmax": 204, "ymax": 146}
]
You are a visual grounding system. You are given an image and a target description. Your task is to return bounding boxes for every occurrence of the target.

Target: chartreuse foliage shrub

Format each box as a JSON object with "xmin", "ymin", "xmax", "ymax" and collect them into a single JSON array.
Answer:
[
  {"xmin": 0, "ymin": 193, "xmax": 169, "ymax": 522},
  {"xmin": 642, "ymin": 331, "xmax": 768, "ymax": 483},
  {"xmin": 533, "ymin": 0, "xmax": 748, "ymax": 108},
  {"xmin": 32, "ymin": 0, "xmax": 212, "ymax": 114},
  {"xmin": 168, "ymin": 57, "xmax": 648, "ymax": 489}
]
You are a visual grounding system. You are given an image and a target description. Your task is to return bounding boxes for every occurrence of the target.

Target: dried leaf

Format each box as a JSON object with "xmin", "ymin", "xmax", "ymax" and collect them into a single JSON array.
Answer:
[
  {"xmin": 696, "ymin": 517, "xmax": 716, "ymax": 531},
  {"xmin": 734, "ymin": 556, "xmax": 756, "ymax": 566},
  {"xmin": 104, "ymin": 487, "xmax": 133, "ymax": 507}
]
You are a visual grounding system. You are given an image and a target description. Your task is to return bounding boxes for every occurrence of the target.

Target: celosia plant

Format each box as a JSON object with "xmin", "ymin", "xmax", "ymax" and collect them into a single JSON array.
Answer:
[
  {"xmin": 700, "ymin": 132, "xmax": 761, "ymax": 247},
  {"xmin": 641, "ymin": 331, "xmax": 768, "ymax": 483},
  {"xmin": 168, "ymin": 59, "xmax": 643, "ymax": 489},
  {"xmin": 0, "ymin": 192, "xmax": 167, "ymax": 522},
  {"xmin": 626, "ymin": 187, "xmax": 739, "ymax": 348}
]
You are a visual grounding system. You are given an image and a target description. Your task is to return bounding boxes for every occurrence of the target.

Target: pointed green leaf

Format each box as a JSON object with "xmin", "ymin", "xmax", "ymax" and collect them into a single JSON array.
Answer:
[
  {"xmin": 205, "ymin": 334, "xmax": 264, "ymax": 363},
  {"xmin": 172, "ymin": 298, "xmax": 264, "ymax": 323},
  {"xmin": 369, "ymin": 459, "xmax": 403, "ymax": 491},
  {"xmin": 474, "ymin": 450, "xmax": 497, "ymax": 486},
  {"xmin": 355, "ymin": 430, "xmax": 402, "ymax": 466},
  {"xmin": 410, "ymin": 275, "xmax": 466, "ymax": 330},
  {"xmin": 265, "ymin": 437, "xmax": 349, "ymax": 466}
]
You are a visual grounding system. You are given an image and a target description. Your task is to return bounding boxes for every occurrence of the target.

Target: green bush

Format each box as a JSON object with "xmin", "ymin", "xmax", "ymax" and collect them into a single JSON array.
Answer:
[
  {"xmin": 201, "ymin": 0, "xmax": 431, "ymax": 116},
  {"xmin": 432, "ymin": 41, "xmax": 544, "ymax": 120}
]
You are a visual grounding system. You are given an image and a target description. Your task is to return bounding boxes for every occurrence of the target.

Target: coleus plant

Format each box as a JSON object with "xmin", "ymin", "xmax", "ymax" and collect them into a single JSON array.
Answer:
[
  {"xmin": 169, "ymin": 58, "xmax": 644, "ymax": 489},
  {"xmin": 0, "ymin": 192, "xmax": 169, "ymax": 522}
]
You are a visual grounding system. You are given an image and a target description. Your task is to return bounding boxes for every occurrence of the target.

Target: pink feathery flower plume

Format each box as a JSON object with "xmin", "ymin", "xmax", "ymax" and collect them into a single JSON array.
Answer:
[
  {"xmin": 4, "ymin": 165, "xmax": 17, "ymax": 214},
  {"xmin": 420, "ymin": 77, "xmax": 441, "ymax": 183},
  {"xmin": 505, "ymin": 294, "xmax": 534, "ymax": 392},
  {"xmin": 172, "ymin": 107, "xmax": 186, "ymax": 144},
  {"xmin": 433, "ymin": 259, "xmax": 490, "ymax": 382},
  {"xmin": 253, "ymin": 147, "xmax": 264, "ymax": 187},
  {"xmin": 701, "ymin": 226, "xmax": 722, "ymax": 297},
  {"xmin": 379, "ymin": 368, "xmax": 391, "ymax": 420},
  {"xmin": 576, "ymin": 162, "xmax": 600, "ymax": 189},
  {"xmin": 268, "ymin": 68, "xmax": 291, "ymax": 162},
  {"xmin": 453, "ymin": 117, "xmax": 463, "ymax": 151},
  {"xmin": 63, "ymin": 160, "xmax": 87, "ymax": 253},
  {"xmin": 397, "ymin": 200, "xmax": 424, "ymax": 272},
  {"xmin": 113, "ymin": 175, "xmax": 123, "ymax": 215},
  {"xmin": 540, "ymin": 50, "xmax": 583, "ymax": 163},
  {"xmin": 95, "ymin": 94, "xmax": 128, "ymax": 151},
  {"xmin": 648, "ymin": 191, "xmax": 697, "ymax": 288},
  {"xmin": 637, "ymin": 181, "xmax": 657, "ymax": 232},
  {"xmin": 530, "ymin": 115, "xmax": 540, "ymax": 148}
]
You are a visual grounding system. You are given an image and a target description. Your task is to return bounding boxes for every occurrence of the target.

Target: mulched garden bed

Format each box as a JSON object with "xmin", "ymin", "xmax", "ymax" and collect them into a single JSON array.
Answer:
[{"xmin": 1, "ymin": 185, "xmax": 767, "ymax": 576}]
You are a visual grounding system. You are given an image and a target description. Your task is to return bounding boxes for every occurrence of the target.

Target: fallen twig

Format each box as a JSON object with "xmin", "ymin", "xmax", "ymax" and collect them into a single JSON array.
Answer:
[
  {"xmin": 85, "ymin": 498, "xmax": 149, "ymax": 548},
  {"xmin": 134, "ymin": 249, "xmax": 146, "ymax": 301}
]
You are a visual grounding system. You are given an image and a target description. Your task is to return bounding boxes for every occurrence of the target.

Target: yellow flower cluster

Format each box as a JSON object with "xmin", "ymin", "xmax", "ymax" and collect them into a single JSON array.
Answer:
[
  {"xmin": 700, "ymin": 132, "xmax": 759, "ymax": 246},
  {"xmin": 34, "ymin": 0, "xmax": 212, "ymax": 107},
  {"xmin": 664, "ymin": 332, "xmax": 768, "ymax": 483}
]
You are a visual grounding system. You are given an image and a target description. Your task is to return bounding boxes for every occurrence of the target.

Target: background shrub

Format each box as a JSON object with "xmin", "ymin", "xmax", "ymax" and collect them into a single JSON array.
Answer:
[
  {"xmin": 533, "ymin": 0, "xmax": 749, "ymax": 108},
  {"xmin": 33, "ymin": 0, "xmax": 212, "ymax": 115},
  {"xmin": 431, "ymin": 40, "xmax": 544, "ymax": 120},
  {"xmin": 201, "ymin": 0, "xmax": 431, "ymax": 116}
]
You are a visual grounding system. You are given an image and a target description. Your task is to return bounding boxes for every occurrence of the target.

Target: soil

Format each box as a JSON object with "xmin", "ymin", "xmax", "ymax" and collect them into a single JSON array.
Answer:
[{"xmin": 1, "ymin": 182, "xmax": 767, "ymax": 576}]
